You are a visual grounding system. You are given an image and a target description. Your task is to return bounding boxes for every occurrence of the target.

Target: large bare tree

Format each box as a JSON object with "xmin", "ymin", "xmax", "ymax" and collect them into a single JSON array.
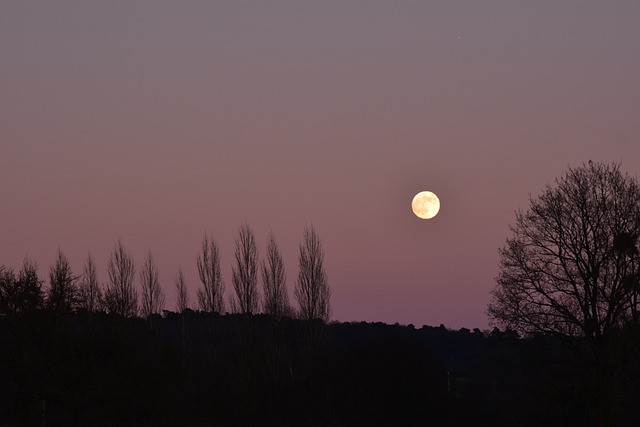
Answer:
[
  {"xmin": 197, "ymin": 233, "xmax": 225, "ymax": 313},
  {"xmin": 78, "ymin": 252, "xmax": 102, "ymax": 312},
  {"xmin": 488, "ymin": 162, "xmax": 640, "ymax": 342},
  {"xmin": 104, "ymin": 239, "xmax": 138, "ymax": 317},
  {"xmin": 261, "ymin": 231, "xmax": 290, "ymax": 319},
  {"xmin": 175, "ymin": 267, "xmax": 189, "ymax": 313},
  {"xmin": 294, "ymin": 225, "xmax": 331, "ymax": 322},
  {"xmin": 47, "ymin": 249, "xmax": 79, "ymax": 314},
  {"xmin": 231, "ymin": 222, "xmax": 259, "ymax": 314},
  {"xmin": 140, "ymin": 250, "xmax": 165, "ymax": 318}
]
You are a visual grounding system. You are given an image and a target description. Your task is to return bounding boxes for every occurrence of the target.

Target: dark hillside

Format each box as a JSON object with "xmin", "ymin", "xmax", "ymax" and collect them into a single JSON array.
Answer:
[{"xmin": 1, "ymin": 312, "xmax": 638, "ymax": 426}]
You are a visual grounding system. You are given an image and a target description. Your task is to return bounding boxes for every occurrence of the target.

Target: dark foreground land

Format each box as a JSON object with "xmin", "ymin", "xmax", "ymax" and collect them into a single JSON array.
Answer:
[{"xmin": 1, "ymin": 311, "xmax": 639, "ymax": 426}]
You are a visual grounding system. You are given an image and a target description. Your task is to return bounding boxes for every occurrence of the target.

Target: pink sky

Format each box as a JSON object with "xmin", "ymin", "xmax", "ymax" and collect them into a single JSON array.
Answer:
[{"xmin": 2, "ymin": 1, "xmax": 639, "ymax": 329}]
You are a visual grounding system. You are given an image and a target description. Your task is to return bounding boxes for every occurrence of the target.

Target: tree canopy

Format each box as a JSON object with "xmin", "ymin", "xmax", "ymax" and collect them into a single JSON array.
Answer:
[{"xmin": 488, "ymin": 162, "xmax": 640, "ymax": 344}]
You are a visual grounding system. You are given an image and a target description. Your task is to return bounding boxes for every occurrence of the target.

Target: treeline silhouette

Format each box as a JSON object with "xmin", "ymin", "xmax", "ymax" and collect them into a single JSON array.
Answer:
[
  {"xmin": 0, "ymin": 223, "xmax": 329, "ymax": 322},
  {"xmin": 2, "ymin": 310, "xmax": 639, "ymax": 426}
]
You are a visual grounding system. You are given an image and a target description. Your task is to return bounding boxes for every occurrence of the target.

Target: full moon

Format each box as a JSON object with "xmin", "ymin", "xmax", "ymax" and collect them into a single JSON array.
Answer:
[{"xmin": 411, "ymin": 191, "xmax": 440, "ymax": 219}]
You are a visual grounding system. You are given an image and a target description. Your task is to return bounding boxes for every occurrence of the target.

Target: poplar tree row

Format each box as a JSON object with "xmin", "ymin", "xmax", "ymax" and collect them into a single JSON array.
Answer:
[{"xmin": 0, "ymin": 224, "xmax": 331, "ymax": 322}]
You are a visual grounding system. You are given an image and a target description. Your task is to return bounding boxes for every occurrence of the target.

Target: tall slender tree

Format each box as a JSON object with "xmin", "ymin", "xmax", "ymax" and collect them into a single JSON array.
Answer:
[
  {"xmin": 0, "ymin": 266, "xmax": 17, "ymax": 314},
  {"xmin": 231, "ymin": 221, "xmax": 259, "ymax": 314},
  {"xmin": 197, "ymin": 233, "xmax": 225, "ymax": 313},
  {"xmin": 47, "ymin": 249, "xmax": 79, "ymax": 314},
  {"xmin": 12, "ymin": 258, "xmax": 45, "ymax": 313},
  {"xmin": 261, "ymin": 231, "xmax": 290, "ymax": 319},
  {"xmin": 175, "ymin": 267, "xmax": 189, "ymax": 313},
  {"xmin": 295, "ymin": 225, "xmax": 331, "ymax": 322},
  {"xmin": 104, "ymin": 239, "xmax": 138, "ymax": 317},
  {"xmin": 140, "ymin": 250, "xmax": 164, "ymax": 318},
  {"xmin": 78, "ymin": 252, "xmax": 102, "ymax": 312}
]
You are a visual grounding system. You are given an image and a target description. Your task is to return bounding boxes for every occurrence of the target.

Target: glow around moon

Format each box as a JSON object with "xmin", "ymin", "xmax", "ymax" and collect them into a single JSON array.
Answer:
[{"xmin": 411, "ymin": 191, "xmax": 440, "ymax": 219}]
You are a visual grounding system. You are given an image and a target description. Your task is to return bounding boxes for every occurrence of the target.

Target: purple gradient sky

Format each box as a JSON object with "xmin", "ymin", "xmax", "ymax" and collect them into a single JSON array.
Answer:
[{"xmin": 2, "ymin": 1, "xmax": 639, "ymax": 329}]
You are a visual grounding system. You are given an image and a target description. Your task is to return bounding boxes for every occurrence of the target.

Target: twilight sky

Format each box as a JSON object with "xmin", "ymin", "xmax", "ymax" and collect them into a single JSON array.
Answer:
[{"xmin": 2, "ymin": 1, "xmax": 639, "ymax": 329}]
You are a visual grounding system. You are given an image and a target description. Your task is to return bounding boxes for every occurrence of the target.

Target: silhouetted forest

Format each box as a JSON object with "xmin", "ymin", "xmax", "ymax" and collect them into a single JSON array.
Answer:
[{"xmin": 2, "ymin": 310, "xmax": 639, "ymax": 426}]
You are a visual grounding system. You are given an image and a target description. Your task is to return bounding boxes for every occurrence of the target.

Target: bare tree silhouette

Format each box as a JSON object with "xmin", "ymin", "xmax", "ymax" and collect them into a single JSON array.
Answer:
[
  {"xmin": 104, "ymin": 239, "xmax": 138, "ymax": 317},
  {"xmin": 1, "ymin": 258, "xmax": 46, "ymax": 314},
  {"xmin": 78, "ymin": 252, "xmax": 102, "ymax": 312},
  {"xmin": 230, "ymin": 221, "xmax": 259, "ymax": 314},
  {"xmin": 175, "ymin": 267, "xmax": 189, "ymax": 313},
  {"xmin": 261, "ymin": 231, "xmax": 290, "ymax": 319},
  {"xmin": 140, "ymin": 250, "xmax": 164, "ymax": 318},
  {"xmin": 47, "ymin": 249, "xmax": 79, "ymax": 314},
  {"xmin": 0, "ymin": 266, "xmax": 13, "ymax": 314},
  {"xmin": 197, "ymin": 233, "xmax": 225, "ymax": 313},
  {"xmin": 295, "ymin": 225, "xmax": 330, "ymax": 322},
  {"xmin": 488, "ymin": 162, "xmax": 640, "ymax": 341}
]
